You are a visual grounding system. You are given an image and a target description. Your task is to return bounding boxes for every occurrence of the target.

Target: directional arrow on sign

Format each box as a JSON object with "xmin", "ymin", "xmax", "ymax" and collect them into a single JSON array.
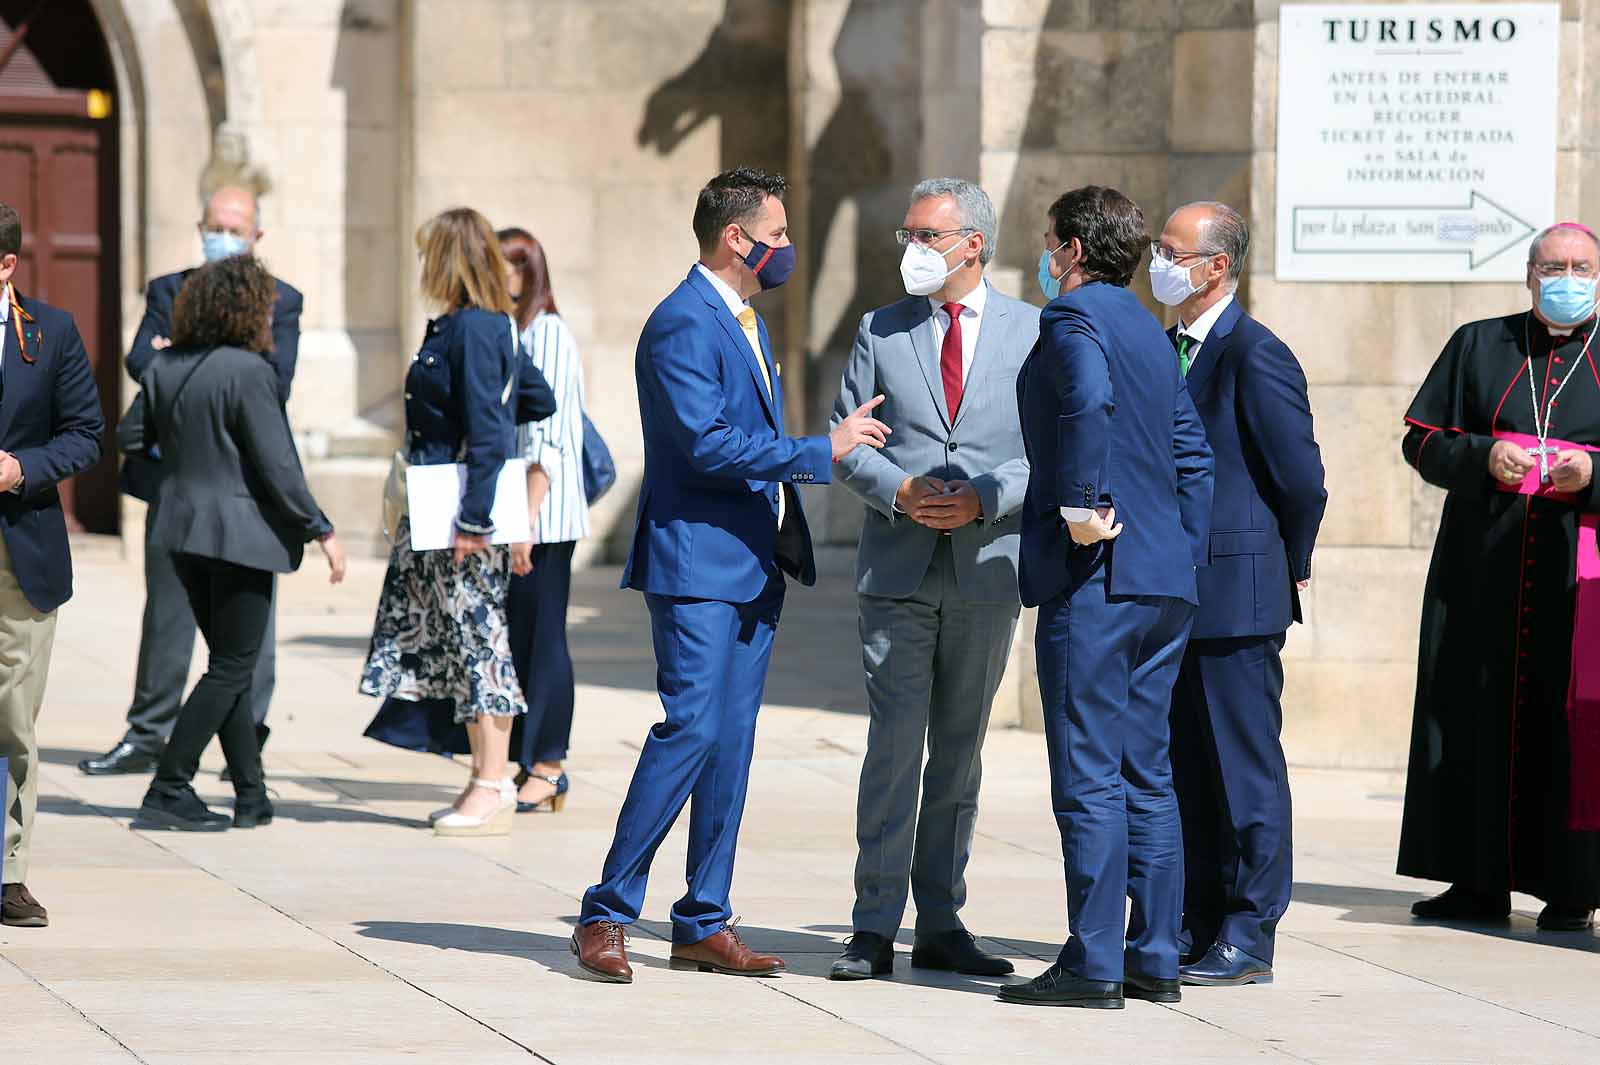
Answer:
[{"xmin": 1291, "ymin": 191, "xmax": 1537, "ymax": 270}]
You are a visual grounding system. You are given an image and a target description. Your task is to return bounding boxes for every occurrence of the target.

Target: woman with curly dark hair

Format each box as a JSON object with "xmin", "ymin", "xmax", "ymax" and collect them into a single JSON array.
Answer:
[{"xmin": 131, "ymin": 255, "xmax": 345, "ymax": 832}]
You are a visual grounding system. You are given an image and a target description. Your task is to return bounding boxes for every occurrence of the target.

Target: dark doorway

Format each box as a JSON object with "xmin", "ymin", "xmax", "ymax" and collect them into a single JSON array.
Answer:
[{"xmin": 0, "ymin": 0, "xmax": 121, "ymax": 534}]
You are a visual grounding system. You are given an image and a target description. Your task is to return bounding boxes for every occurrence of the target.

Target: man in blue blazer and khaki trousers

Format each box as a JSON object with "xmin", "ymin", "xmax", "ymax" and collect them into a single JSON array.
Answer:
[
  {"xmin": 1151, "ymin": 202, "xmax": 1326, "ymax": 987},
  {"xmin": 572, "ymin": 167, "xmax": 891, "ymax": 983},
  {"xmin": 0, "ymin": 201, "xmax": 105, "ymax": 928},
  {"xmin": 1003, "ymin": 186, "xmax": 1214, "ymax": 1009}
]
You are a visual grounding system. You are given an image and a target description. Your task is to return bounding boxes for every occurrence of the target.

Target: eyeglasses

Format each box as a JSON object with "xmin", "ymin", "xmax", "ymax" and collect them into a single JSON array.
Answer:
[
  {"xmin": 896, "ymin": 227, "xmax": 973, "ymax": 247},
  {"xmin": 1532, "ymin": 260, "xmax": 1599, "ymax": 279},
  {"xmin": 1150, "ymin": 242, "xmax": 1211, "ymax": 265}
]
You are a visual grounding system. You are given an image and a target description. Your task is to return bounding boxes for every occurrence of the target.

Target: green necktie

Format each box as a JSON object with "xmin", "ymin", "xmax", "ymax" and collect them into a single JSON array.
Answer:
[{"xmin": 1177, "ymin": 333, "xmax": 1193, "ymax": 377}]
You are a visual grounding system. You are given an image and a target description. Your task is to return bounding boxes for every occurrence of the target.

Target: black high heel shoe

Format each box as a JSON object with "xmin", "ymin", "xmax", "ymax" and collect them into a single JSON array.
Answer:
[{"xmin": 515, "ymin": 769, "xmax": 569, "ymax": 813}]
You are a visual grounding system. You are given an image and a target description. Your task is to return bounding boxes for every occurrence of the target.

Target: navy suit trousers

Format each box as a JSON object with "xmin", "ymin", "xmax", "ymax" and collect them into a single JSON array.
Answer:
[
  {"xmin": 1170, "ymin": 634, "xmax": 1291, "ymax": 964},
  {"xmin": 1035, "ymin": 567, "xmax": 1194, "ymax": 982},
  {"xmin": 580, "ymin": 579, "xmax": 783, "ymax": 944}
]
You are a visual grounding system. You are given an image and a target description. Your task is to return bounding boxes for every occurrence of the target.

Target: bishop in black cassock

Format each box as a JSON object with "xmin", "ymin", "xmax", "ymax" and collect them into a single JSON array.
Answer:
[{"xmin": 1399, "ymin": 223, "xmax": 1600, "ymax": 931}]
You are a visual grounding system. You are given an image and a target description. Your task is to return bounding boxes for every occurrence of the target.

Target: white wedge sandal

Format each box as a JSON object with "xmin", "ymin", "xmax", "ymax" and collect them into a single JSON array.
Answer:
[{"xmin": 432, "ymin": 777, "xmax": 516, "ymax": 837}]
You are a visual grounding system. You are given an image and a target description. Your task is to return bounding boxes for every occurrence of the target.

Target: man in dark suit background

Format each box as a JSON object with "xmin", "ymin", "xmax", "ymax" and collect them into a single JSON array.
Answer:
[
  {"xmin": 79, "ymin": 185, "xmax": 302, "ymax": 777},
  {"xmin": 1150, "ymin": 201, "xmax": 1326, "ymax": 987},
  {"xmin": 1003, "ymin": 186, "xmax": 1213, "ymax": 1009},
  {"xmin": 0, "ymin": 200, "xmax": 105, "ymax": 927}
]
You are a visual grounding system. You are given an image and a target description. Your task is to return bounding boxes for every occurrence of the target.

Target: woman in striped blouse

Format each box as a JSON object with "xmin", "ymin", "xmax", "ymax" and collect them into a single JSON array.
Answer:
[{"xmin": 499, "ymin": 228, "xmax": 590, "ymax": 813}]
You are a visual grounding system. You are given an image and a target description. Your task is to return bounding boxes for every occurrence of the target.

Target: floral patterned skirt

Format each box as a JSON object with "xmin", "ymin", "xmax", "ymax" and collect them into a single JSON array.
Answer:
[{"xmin": 359, "ymin": 519, "xmax": 527, "ymax": 723}]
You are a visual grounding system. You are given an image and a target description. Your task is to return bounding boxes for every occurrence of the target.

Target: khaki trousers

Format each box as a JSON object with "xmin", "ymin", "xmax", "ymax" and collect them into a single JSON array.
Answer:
[{"xmin": 0, "ymin": 534, "xmax": 58, "ymax": 885}]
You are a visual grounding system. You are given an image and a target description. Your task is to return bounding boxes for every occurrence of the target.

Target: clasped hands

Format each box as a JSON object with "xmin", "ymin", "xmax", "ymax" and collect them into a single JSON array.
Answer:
[
  {"xmin": 896, "ymin": 476, "xmax": 982, "ymax": 530},
  {"xmin": 1489, "ymin": 439, "xmax": 1593, "ymax": 493}
]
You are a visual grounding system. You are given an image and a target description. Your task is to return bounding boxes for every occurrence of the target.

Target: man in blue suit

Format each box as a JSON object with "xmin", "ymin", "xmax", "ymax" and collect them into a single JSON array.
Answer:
[
  {"xmin": 79, "ymin": 185, "xmax": 301, "ymax": 777},
  {"xmin": 1001, "ymin": 186, "xmax": 1213, "ymax": 1009},
  {"xmin": 572, "ymin": 167, "xmax": 890, "ymax": 984},
  {"xmin": 1150, "ymin": 202, "xmax": 1326, "ymax": 987},
  {"xmin": 0, "ymin": 201, "xmax": 105, "ymax": 928}
]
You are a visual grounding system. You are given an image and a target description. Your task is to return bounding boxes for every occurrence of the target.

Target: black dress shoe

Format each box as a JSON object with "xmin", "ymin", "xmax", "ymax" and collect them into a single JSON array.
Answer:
[
  {"xmin": 1124, "ymin": 967, "xmax": 1181, "ymax": 1003},
  {"xmin": 132, "ymin": 786, "xmax": 231, "ymax": 832},
  {"xmin": 829, "ymin": 931, "xmax": 894, "ymax": 980},
  {"xmin": 1537, "ymin": 904, "xmax": 1596, "ymax": 932},
  {"xmin": 997, "ymin": 963, "xmax": 1123, "ymax": 1008},
  {"xmin": 78, "ymin": 741, "xmax": 160, "ymax": 776},
  {"xmin": 232, "ymin": 795, "xmax": 274, "ymax": 829},
  {"xmin": 911, "ymin": 929, "xmax": 1015, "ymax": 976},
  {"xmin": 1, "ymin": 883, "xmax": 48, "ymax": 927},
  {"xmin": 1180, "ymin": 942, "xmax": 1272, "ymax": 987},
  {"xmin": 1411, "ymin": 884, "xmax": 1511, "ymax": 921}
]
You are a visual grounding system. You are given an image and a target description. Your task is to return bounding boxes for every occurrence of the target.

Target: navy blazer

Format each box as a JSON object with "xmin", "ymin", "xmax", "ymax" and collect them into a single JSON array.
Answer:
[
  {"xmin": 1172, "ymin": 300, "xmax": 1326, "ymax": 639},
  {"xmin": 622, "ymin": 267, "xmax": 831, "ymax": 604},
  {"xmin": 1017, "ymin": 281, "xmax": 1214, "ymax": 608},
  {"xmin": 0, "ymin": 294, "xmax": 105, "ymax": 613},
  {"xmin": 121, "ymin": 268, "xmax": 302, "ymax": 502},
  {"xmin": 404, "ymin": 308, "xmax": 556, "ymax": 535}
]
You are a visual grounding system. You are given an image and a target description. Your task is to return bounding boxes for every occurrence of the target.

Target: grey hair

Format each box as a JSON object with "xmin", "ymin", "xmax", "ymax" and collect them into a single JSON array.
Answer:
[
  {"xmin": 910, "ymin": 178, "xmax": 998, "ymax": 265},
  {"xmin": 1189, "ymin": 201, "xmax": 1250, "ymax": 287},
  {"xmin": 1527, "ymin": 223, "xmax": 1600, "ymax": 263}
]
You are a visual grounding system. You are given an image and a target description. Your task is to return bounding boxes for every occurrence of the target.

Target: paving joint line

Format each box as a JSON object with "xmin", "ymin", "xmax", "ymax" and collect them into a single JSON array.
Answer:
[
  {"xmin": 753, "ymin": 978, "xmax": 949, "ymax": 1065},
  {"xmin": 0, "ymin": 952, "xmax": 149, "ymax": 1063},
  {"xmin": 1283, "ymin": 931, "xmax": 1600, "ymax": 1041},
  {"xmin": 45, "ymin": 774, "xmax": 559, "ymax": 1062}
]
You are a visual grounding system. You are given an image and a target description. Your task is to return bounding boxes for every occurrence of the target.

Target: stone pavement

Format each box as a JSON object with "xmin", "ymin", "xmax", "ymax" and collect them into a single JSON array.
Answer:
[{"xmin": 7, "ymin": 544, "xmax": 1600, "ymax": 1064}]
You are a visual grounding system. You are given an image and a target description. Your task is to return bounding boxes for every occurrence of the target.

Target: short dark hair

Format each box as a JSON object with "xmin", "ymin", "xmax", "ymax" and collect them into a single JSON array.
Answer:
[
  {"xmin": 1047, "ymin": 186, "xmax": 1147, "ymax": 288},
  {"xmin": 171, "ymin": 254, "xmax": 276, "ymax": 354},
  {"xmin": 692, "ymin": 166, "xmax": 787, "ymax": 252},
  {"xmin": 0, "ymin": 201, "xmax": 20, "ymax": 258}
]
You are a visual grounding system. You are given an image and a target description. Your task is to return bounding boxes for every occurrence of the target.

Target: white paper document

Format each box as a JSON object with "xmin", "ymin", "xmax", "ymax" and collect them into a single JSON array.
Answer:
[{"xmin": 404, "ymin": 460, "xmax": 531, "ymax": 551}]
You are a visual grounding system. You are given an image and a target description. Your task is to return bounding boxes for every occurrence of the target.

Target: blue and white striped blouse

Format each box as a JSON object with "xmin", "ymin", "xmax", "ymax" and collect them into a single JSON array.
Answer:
[{"xmin": 516, "ymin": 312, "xmax": 590, "ymax": 544}]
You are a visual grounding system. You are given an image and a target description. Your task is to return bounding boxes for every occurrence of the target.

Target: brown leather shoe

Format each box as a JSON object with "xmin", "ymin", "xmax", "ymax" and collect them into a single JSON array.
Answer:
[
  {"xmin": 1, "ymin": 883, "xmax": 48, "ymax": 927},
  {"xmin": 669, "ymin": 920, "xmax": 785, "ymax": 976},
  {"xmin": 570, "ymin": 920, "xmax": 632, "ymax": 983}
]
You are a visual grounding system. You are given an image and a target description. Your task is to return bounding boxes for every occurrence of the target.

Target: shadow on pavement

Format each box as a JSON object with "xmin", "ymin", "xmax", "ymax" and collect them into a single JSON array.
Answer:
[
  {"xmin": 351, "ymin": 919, "xmax": 669, "ymax": 977},
  {"xmin": 37, "ymin": 792, "xmax": 425, "ymax": 829},
  {"xmin": 1293, "ymin": 881, "xmax": 1600, "ymax": 953}
]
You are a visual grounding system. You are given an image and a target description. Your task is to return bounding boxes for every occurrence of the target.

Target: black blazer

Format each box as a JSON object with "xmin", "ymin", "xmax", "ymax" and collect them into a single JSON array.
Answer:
[
  {"xmin": 144, "ymin": 345, "xmax": 331, "ymax": 573},
  {"xmin": 0, "ymin": 294, "xmax": 104, "ymax": 613},
  {"xmin": 121, "ymin": 268, "xmax": 302, "ymax": 502},
  {"xmin": 1170, "ymin": 300, "xmax": 1327, "ymax": 639}
]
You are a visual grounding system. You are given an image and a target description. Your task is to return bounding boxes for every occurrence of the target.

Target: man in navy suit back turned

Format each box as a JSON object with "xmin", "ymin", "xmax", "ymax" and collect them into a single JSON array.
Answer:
[
  {"xmin": 1150, "ymin": 202, "xmax": 1326, "ymax": 988},
  {"xmin": 570, "ymin": 167, "xmax": 891, "ymax": 984}
]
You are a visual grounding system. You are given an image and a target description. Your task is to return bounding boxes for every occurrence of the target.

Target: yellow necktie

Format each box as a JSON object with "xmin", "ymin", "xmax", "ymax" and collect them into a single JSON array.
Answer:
[{"xmin": 736, "ymin": 307, "xmax": 784, "ymax": 528}]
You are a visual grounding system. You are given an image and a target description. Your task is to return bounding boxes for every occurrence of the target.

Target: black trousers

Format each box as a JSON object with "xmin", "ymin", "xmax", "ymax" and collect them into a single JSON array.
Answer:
[
  {"xmin": 508, "ymin": 541, "xmax": 577, "ymax": 766},
  {"xmin": 151, "ymin": 555, "xmax": 274, "ymax": 797},
  {"xmin": 123, "ymin": 504, "xmax": 275, "ymax": 751}
]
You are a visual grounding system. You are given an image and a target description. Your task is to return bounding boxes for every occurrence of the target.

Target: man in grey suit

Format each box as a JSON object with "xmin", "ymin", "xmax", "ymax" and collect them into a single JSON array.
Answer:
[{"xmin": 828, "ymin": 178, "xmax": 1038, "ymax": 980}]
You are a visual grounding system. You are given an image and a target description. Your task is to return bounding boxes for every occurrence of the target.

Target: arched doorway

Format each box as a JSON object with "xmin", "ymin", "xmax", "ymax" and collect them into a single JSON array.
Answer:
[{"xmin": 0, "ymin": 0, "xmax": 120, "ymax": 534}]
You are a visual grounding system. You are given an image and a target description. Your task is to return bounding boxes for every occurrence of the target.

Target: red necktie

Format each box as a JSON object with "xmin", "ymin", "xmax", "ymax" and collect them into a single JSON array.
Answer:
[{"xmin": 940, "ymin": 302, "xmax": 965, "ymax": 420}]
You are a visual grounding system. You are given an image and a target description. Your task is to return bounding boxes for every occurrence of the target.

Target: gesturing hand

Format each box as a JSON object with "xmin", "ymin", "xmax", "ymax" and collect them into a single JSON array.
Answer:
[
  {"xmin": 914, "ymin": 480, "xmax": 982, "ymax": 530},
  {"xmin": 1552, "ymin": 449, "xmax": 1595, "ymax": 493},
  {"xmin": 1067, "ymin": 506, "xmax": 1122, "ymax": 546},
  {"xmin": 831, "ymin": 395, "xmax": 891, "ymax": 461},
  {"xmin": 1489, "ymin": 440, "xmax": 1535, "ymax": 485}
]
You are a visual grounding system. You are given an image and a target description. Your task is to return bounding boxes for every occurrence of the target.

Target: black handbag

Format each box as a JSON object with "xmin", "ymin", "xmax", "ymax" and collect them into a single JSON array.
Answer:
[{"xmin": 581, "ymin": 413, "xmax": 616, "ymax": 504}]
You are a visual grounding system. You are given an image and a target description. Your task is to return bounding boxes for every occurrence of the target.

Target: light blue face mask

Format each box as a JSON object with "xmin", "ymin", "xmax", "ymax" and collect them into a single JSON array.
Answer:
[
  {"xmin": 201, "ymin": 230, "xmax": 251, "ymax": 263},
  {"xmin": 1538, "ymin": 274, "xmax": 1598, "ymax": 327},
  {"xmin": 1037, "ymin": 240, "xmax": 1069, "ymax": 301}
]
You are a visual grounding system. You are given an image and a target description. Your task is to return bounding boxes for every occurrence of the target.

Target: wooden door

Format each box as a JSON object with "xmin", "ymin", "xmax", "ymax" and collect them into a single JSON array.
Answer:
[{"xmin": 0, "ymin": 113, "xmax": 119, "ymax": 533}]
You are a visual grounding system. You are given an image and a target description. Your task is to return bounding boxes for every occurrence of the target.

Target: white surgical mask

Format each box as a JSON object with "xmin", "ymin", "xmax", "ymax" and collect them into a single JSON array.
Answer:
[
  {"xmin": 900, "ymin": 237, "xmax": 969, "ymax": 297},
  {"xmin": 1149, "ymin": 251, "xmax": 1213, "ymax": 307}
]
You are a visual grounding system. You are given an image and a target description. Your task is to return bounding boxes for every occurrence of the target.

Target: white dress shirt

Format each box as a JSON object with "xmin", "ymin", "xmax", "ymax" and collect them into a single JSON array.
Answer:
[
  {"xmin": 0, "ymin": 282, "xmax": 10, "ymax": 371},
  {"xmin": 696, "ymin": 262, "xmax": 747, "ymax": 319},
  {"xmin": 928, "ymin": 278, "xmax": 990, "ymax": 389}
]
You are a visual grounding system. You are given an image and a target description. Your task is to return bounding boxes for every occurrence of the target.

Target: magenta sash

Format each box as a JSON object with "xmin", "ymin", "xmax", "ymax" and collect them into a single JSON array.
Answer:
[{"xmin": 1493, "ymin": 431, "xmax": 1600, "ymax": 829}]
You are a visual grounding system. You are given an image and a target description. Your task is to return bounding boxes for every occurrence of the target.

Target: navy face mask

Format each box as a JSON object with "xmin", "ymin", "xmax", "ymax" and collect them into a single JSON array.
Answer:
[{"xmin": 740, "ymin": 228, "xmax": 796, "ymax": 291}]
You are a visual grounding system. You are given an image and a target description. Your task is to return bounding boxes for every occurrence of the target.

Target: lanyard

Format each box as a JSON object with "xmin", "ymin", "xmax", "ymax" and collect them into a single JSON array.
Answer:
[{"xmin": 1524, "ymin": 316, "xmax": 1596, "ymax": 481}]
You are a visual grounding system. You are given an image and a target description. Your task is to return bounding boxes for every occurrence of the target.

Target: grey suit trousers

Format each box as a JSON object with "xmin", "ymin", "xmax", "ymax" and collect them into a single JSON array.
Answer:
[
  {"xmin": 121, "ymin": 501, "xmax": 275, "ymax": 751},
  {"xmin": 852, "ymin": 538, "xmax": 1019, "ymax": 939}
]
